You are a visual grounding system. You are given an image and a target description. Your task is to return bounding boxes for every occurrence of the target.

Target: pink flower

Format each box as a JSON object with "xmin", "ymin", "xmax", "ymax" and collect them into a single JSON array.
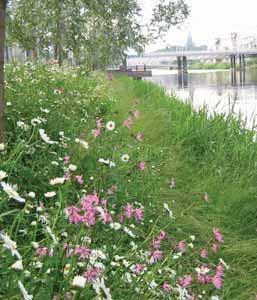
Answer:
[
  {"xmin": 75, "ymin": 246, "xmax": 91, "ymax": 260},
  {"xmin": 158, "ymin": 231, "xmax": 166, "ymax": 240},
  {"xmin": 63, "ymin": 155, "xmax": 70, "ymax": 165},
  {"xmin": 134, "ymin": 208, "xmax": 144, "ymax": 223},
  {"xmin": 92, "ymin": 128, "xmax": 101, "ymax": 138},
  {"xmin": 178, "ymin": 275, "xmax": 192, "ymax": 288},
  {"xmin": 136, "ymin": 132, "xmax": 143, "ymax": 142},
  {"xmin": 213, "ymin": 228, "xmax": 224, "ymax": 243},
  {"xmin": 75, "ymin": 175, "xmax": 84, "ymax": 185},
  {"xmin": 123, "ymin": 117, "xmax": 133, "ymax": 129},
  {"xmin": 200, "ymin": 249, "xmax": 208, "ymax": 258},
  {"xmin": 138, "ymin": 161, "xmax": 146, "ymax": 171},
  {"xmin": 211, "ymin": 243, "xmax": 218, "ymax": 253},
  {"xmin": 132, "ymin": 110, "xmax": 140, "ymax": 118},
  {"xmin": 64, "ymin": 171, "xmax": 71, "ymax": 181},
  {"xmin": 150, "ymin": 250, "xmax": 163, "ymax": 263},
  {"xmin": 133, "ymin": 263, "xmax": 144, "ymax": 275},
  {"xmin": 124, "ymin": 203, "xmax": 134, "ymax": 219},
  {"xmin": 65, "ymin": 206, "xmax": 83, "ymax": 224},
  {"xmin": 36, "ymin": 247, "xmax": 49, "ymax": 257},
  {"xmin": 177, "ymin": 240, "xmax": 186, "ymax": 253},
  {"xmin": 162, "ymin": 282, "xmax": 171, "ymax": 293},
  {"xmin": 100, "ymin": 211, "xmax": 112, "ymax": 224},
  {"xmin": 83, "ymin": 267, "xmax": 102, "ymax": 283},
  {"xmin": 96, "ymin": 118, "xmax": 102, "ymax": 129},
  {"xmin": 212, "ymin": 275, "xmax": 223, "ymax": 289}
]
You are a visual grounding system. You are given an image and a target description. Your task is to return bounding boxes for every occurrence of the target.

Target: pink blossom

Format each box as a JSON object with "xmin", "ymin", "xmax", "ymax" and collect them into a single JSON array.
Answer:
[
  {"xmin": 96, "ymin": 118, "xmax": 102, "ymax": 129},
  {"xmin": 75, "ymin": 246, "xmax": 91, "ymax": 260},
  {"xmin": 150, "ymin": 250, "xmax": 163, "ymax": 263},
  {"xmin": 162, "ymin": 282, "xmax": 171, "ymax": 293},
  {"xmin": 178, "ymin": 275, "xmax": 192, "ymax": 288},
  {"xmin": 81, "ymin": 194, "xmax": 99, "ymax": 210},
  {"xmin": 213, "ymin": 228, "xmax": 224, "ymax": 243},
  {"xmin": 212, "ymin": 275, "xmax": 223, "ymax": 289},
  {"xmin": 211, "ymin": 243, "xmax": 218, "ymax": 253},
  {"xmin": 133, "ymin": 263, "xmax": 144, "ymax": 275},
  {"xmin": 64, "ymin": 171, "xmax": 71, "ymax": 181},
  {"xmin": 132, "ymin": 110, "xmax": 140, "ymax": 118},
  {"xmin": 36, "ymin": 247, "xmax": 49, "ymax": 257},
  {"xmin": 83, "ymin": 267, "xmax": 102, "ymax": 283},
  {"xmin": 63, "ymin": 155, "xmax": 70, "ymax": 165},
  {"xmin": 92, "ymin": 128, "xmax": 101, "ymax": 138},
  {"xmin": 177, "ymin": 240, "xmax": 186, "ymax": 253},
  {"xmin": 83, "ymin": 210, "xmax": 96, "ymax": 226},
  {"xmin": 158, "ymin": 231, "xmax": 166, "ymax": 240},
  {"xmin": 123, "ymin": 117, "xmax": 133, "ymax": 129},
  {"xmin": 138, "ymin": 161, "xmax": 146, "ymax": 171},
  {"xmin": 134, "ymin": 208, "xmax": 144, "ymax": 223},
  {"xmin": 65, "ymin": 206, "xmax": 83, "ymax": 224},
  {"xmin": 124, "ymin": 203, "xmax": 134, "ymax": 219},
  {"xmin": 200, "ymin": 249, "xmax": 208, "ymax": 258},
  {"xmin": 136, "ymin": 132, "xmax": 143, "ymax": 142},
  {"xmin": 100, "ymin": 211, "xmax": 112, "ymax": 224},
  {"xmin": 75, "ymin": 175, "xmax": 84, "ymax": 185}
]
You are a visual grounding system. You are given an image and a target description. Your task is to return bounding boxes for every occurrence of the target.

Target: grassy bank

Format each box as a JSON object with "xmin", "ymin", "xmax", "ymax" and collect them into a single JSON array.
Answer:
[{"xmin": 0, "ymin": 64, "xmax": 257, "ymax": 299}]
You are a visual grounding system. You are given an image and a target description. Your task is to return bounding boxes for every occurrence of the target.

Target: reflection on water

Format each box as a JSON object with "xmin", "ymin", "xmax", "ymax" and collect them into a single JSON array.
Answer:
[{"xmin": 147, "ymin": 68, "xmax": 257, "ymax": 128}]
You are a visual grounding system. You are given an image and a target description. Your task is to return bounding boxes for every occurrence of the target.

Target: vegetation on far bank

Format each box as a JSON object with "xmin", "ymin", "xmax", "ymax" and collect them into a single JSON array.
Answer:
[{"xmin": 0, "ymin": 64, "xmax": 256, "ymax": 300}]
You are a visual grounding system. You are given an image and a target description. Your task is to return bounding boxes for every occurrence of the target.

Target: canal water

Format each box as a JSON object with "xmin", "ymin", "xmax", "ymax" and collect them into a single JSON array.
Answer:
[{"xmin": 147, "ymin": 68, "xmax": 257, "ymax": 129}]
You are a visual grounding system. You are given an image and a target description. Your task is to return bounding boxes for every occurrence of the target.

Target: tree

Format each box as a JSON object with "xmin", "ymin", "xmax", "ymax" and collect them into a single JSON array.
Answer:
[{"xmin": 0, "ymin": 0, "xmax": 6, "ymax": 143}]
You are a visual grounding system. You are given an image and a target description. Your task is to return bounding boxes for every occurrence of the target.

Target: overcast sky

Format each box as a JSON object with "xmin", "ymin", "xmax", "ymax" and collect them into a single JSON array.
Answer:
[{"xmin": 140, "ymin": 0, "xmax": 257, "ymax": 52}]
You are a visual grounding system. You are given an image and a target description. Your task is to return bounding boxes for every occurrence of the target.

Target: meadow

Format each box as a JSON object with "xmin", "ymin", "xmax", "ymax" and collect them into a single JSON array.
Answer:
[{"xmin": 0, "ymin": 63, "xmax": 256, "ymax": 300}]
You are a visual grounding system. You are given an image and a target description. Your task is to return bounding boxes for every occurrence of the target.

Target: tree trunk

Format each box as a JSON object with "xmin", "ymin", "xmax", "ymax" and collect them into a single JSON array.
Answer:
[
  {"xmin": 32, "ymin": 48, "xmax": 37, "ymax": 61},
  {"xmin": 0, "ymin": 0, "xmax": 5, "ymax": 143}
]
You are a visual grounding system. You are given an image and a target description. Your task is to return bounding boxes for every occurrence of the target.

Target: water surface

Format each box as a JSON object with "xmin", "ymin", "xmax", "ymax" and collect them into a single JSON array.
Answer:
[{"xmin": 147, "ymin": 68, "xmax": 257, "ymax": 128}]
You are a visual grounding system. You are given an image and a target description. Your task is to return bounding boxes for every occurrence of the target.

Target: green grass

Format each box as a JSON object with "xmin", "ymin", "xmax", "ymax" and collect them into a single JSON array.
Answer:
[
  {"xmin": 0, "ymin": 64, "xmax": 257, "ymax": 299},
  {"xmin": 189, "ymin": 61, "xmax": 230, "ymax": 70}
]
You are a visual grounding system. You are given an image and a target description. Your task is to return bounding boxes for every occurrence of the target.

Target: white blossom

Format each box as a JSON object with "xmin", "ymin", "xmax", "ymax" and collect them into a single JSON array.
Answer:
[
  {"xmin": 0, "ymin": 232, "xmax": 21, "ymax": 259},
  {"xmin": 11, "ymin": 260, "xmax": 23, "ymax": 271},
  {"xmin": 18, "ymin": 281, "xmax": 33, "ymax": 300},
  {"xmin": 72, "ymin": 275, "xmax": 86, "ymax": 288},
  {"xmin": 1, "ymin": 182, "xmax": 25, "ymax": 203}
]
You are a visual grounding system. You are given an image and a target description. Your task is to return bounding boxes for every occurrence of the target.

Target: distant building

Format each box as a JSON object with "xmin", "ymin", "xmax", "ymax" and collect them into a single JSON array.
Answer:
[{"xmin": 186, "ymin": 32, "xmax": 195, "ymax": 50}]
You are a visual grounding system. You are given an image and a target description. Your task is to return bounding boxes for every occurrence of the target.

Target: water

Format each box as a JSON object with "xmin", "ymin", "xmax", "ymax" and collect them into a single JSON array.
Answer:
[{"xmin": 147, "ymin": 68, "xmax": 257, "ymax": 128}]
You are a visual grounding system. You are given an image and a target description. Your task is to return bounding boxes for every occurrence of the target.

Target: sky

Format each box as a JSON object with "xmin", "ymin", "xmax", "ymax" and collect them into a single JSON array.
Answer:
[{"xmin": 140, "ymin": 0, "xmax": 257, "ymax": 52}]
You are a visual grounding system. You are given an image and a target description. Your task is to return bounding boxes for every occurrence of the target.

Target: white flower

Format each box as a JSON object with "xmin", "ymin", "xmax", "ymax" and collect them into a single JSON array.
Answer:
[
  {"xmin": 31, "ymin": 242, "xmax": 39, "ymax": 249},
  {"xmin": 123, "ymin": 226, "xmax": 136, "ymax": 238},
  {"xmin": 121, "ymin": 154, "xmax": 130, "ymax": 162},
  {"xmin": 110, "ymin": 222, "xmax": 121, "ymax": 230},
  {"xmin": 0, "ymin": 232, "xmax": 22, "ymax": 259},
  {"xmin": 219, "ymin": 258, "xmax": 229, "ymax": 270},
  {"xmin": 11, "ymin": 260, "xmax": 23, "ymax": 271},
  {"xmin": 210, "ymin": 296, "xmax": 220, "ymax": 300},
  {"xmin": 98, "ymin": 158, "xmax": 116, "ymax": 168},
  {"xmin": 93, "ymin": 278, "xmax": 112, "ymax": 300},
  {"xmin": 39, "ymin": 129, "xmax": 56, "ymax": 144},
  {"xmin": 0, "ymin": 143, "xmax": 5, "ymax": 151},
  {"xmin": 163, "ymin": 202, "xmax": 173, "ymax": 219},
  {"xmin": 44, "ymin": 191, "xmax": 56, "ymax": 198},
  {"xmin": 0, "ymin": 170, "xmax": 7, "ymax": 180},
  {"xmin": 40, "ymin": 108, "xmax": 50, "ymax": 114},
  {"xmin": 45, "ymin": 226, "xmax": 58, "ymax": 245},
  {"xmin": 72, "ymin": 275, "xmax": 86, "ymax": 288},
  {"xmin": 17, "ymin": 121, "xmax": 29, "ymax": 131},
  {"xmin": 28, "ymin": 192, "xmax": 36, "ymax": 198},
  {"xmin": 190, "ymin": 235, "xmax": 195, "ymax": 241},
  {"xmin": 68, "ymin": 164, "xmax": 77, "ymax": 172},
  {"xmin": 18, "ymin": 281, "xmax": 33, "ymax": 300},
  {"xmin": 1, "ymin": 182, "xmax": 25, "ymax": 203},
  {"xmin": 106, "ymin": 121, "xmax": 115, "ymax": 131},
  {"xmin": 75, "ymin": 138, "xmax": 89, "ymax": 149},
  {"xmin": 50, "ymin": 177, "xmax": 65, "ymax": 185}
]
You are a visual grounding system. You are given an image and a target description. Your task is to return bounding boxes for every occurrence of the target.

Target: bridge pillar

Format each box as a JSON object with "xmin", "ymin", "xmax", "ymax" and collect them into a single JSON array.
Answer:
[
  {"xmin": 177, "ymin": 56, "xmax": 182, "ymax": 72},
  {"xmin": 182, "ymin": 56, "xmax": 188, "ymax": 73},
  {"xmin": 230, "ymin": 55, "xmax": 237, "ymax": 85}
]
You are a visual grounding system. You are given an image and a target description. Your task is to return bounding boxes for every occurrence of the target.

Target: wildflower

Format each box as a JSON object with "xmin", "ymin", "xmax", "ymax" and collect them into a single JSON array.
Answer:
[
  {"xmin": 123, "ymin": 117, "xmax": 133, "ymax": 129},
  {"xmin": 200, "ymin": 248, "xmax": 208, "ymax": 258},
  {"xmin": 65, "ymin": 206, "xmax": 83, "ymax": 224},
  {"xmin": 18, "ymin": 281, "xmax": 33, "ymax": 300},
  {"xmin": 132, "ymin": 263, "xmax": 144, "ymax": 275},
  {"xmin": 212, "ymin": 275, "xmax": 223, "ymax": 289},
  {"xmin": 11, "ymin": 260, "xmax": 23, "ymax": 271},
  {"xmin": 17, "ymin": 121, "xmax": 29, "ymax": 131},
  {"xmin": 169, "ymin": 178, "xmax": 176, "ymax": 189},
  {"xmin": 28, "ymin": 192, "xmax": 36, "ymax": 198},
  {"xmin": 75, "ymin": 246, "xmax": 91, "ymax": 260},
  {"xmin": 72, "ymin": 275, "xmax": 86, "ymax": 288},
  {"xmin": 84, "ymin": 266, "xmax": 102, "ymax": 283},
  {"xmin": 92, "ymin": 128, "xmax": 101, "ymax": 138},
  {"xmin": 45, "ymin": 226, "xmax": 58, "ymax": 245},
  {"xmin": 150, "ymin": 250, "xmax": 163, "ymax": 263},
  {"xmin": 39, "ymin": 129, "xmax": 56, "ymax": 144},
  {"xmin": 177, "ymin": 240, "xmax": 186, "ymax": 253},
  {"xmin": 132, "ymin": 110, "xmax": 140, "ymax": 118},
  {"xmin": 44, "ymin": 191, "xmax": 56, "ymax": 198},
  {"xmin": 75, "ymin": 175, "xmax": 84, "ymax": 185},
  {"xmin": 162, "ymin": 282, "xmax": 171, "ymax": 293},
  {"xmin": 110, "ymin": 222, "xmax": 121, "ymax": 230},
  {"xmin": 121, "ymin": 154, "xmax": 130, "ymax": 162},
  {"xmin": 68, "ymin": 164, "xmax": 77, "ymax": 172},
  {"xmin": 50, "ymin": 177, "xmax": 65, "ymax": 185},
  {"xmin": 0, "ymin": 170, "xmax": 7, "ymax": 180},
  {"xmin": 213, "ymin": 228, "xmax": 224, "ymax": 243},
  {"xmin": 36, "ymin": 247, "xmax": 49, "ymax": 257},
  {"xmin": 0, "ymin": 143, "xmax": 5, "ymax": 150},
  {"xmin": 124, "ymin": 203, "xmax": 134, "ymax": 219},
  {"xmin": 136, "ymin": 132, "xmax": 143, "ymax": 142},
  {"xmin": 163, "ymin": 202, "xmax": 173, "ymax": 219},
  {"xmin": 92, "ymin": 278, "xmax": 112, "ymax": 300},
  {"xmin": 134, "ymin": 208, "xmax": 144, "ymax": 223},
  {"xmin": 63, "ymin": 155, "xmax": 70, "ymax": 164},
  {"xmin": 211, "ymin": 243, "xmax": 218, "ymax": 253},
  {"xmin": 106, "ymin": 121, "xmax": 115, "ymax": 131},
  {"xmin": 75, "ymin": 138, "xmax": 89, "ymax": 149},
  {"xmin": 178, "ymin": 274, "xmax": 192, "ymax": 288},
  {"xmin": 138, "ymin": 161, "xmax": 146, "ymax": 170},
  {"xmin": 1, "ymin": 182, "xmax": 25, "ymax": 203}
]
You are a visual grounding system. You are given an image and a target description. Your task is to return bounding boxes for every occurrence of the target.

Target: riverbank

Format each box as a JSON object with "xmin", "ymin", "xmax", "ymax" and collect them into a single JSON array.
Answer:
[{"xmin": 0, "ymin": 64, "xmax": 256, "ymax": 299}]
